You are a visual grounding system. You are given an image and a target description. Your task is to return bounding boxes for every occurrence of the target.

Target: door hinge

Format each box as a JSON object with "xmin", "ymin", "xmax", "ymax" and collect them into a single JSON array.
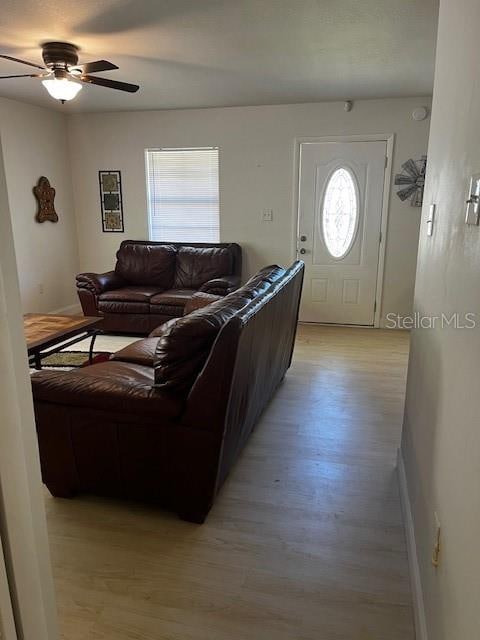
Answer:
[
  {"xmin": 379, "ymin": 231, "xmax": 382, "ymax": 243},
  {"xmin": 374, "ymin": 300, "xmax": 377, "ymax": 312},
  {"xmin": 385, "ymin": 156, "xmax": 388, "ymax": 168}
]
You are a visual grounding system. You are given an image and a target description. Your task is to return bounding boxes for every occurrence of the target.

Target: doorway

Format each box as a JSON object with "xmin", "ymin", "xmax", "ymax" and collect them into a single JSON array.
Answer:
[{"xmin": 296, "ymin": 137, "xmax": 392, "ymax": 325}]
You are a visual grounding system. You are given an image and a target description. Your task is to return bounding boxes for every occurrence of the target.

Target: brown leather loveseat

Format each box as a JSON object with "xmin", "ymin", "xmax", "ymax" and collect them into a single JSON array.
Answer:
[
  {"xmin": 76, "ymin": 240, "xmax": 242, "ymax": 333},
  {"xmin": 32, "ymin": 261, "xmax": 304, "ymax": 523}
]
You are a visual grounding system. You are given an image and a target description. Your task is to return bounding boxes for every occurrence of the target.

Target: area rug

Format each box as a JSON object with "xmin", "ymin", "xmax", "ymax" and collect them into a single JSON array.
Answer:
[{"xmin": 40, "ymin": 351, "xmax": 111, "ymax": 369}]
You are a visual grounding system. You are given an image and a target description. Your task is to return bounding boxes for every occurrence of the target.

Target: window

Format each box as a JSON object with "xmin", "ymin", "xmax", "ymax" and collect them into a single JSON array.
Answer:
[
  {"xmin": 322, "ymin": 167, "xmax": 358, "ymax": 259},
  {"xmin": 145, "ymin": 147, "xmax": 219, "ymax": 242}
]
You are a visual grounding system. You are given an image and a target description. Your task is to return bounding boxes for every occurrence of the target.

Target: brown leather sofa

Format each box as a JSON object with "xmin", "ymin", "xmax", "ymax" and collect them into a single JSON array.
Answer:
[
  {"xmin": 31, "ymin": 261, "xmax": 304, "ymax": 523},
  {"xmin": 76, "ymin": 240, "xmax": 242, "ymax": 333}
]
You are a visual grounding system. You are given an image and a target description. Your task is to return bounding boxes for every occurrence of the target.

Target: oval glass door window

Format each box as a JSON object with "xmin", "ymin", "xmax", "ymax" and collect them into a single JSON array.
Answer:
[{"xmin": 322, "ymin": 167, "xmax": 358, "ymax": 258}]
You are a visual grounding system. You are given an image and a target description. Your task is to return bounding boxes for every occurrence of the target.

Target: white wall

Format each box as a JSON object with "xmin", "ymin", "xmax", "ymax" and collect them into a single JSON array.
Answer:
[
  {"xmin": 0, "ymin": 97, "xmax": 79, "ymax": 313},
  {"xmin": 0, "ymin": 134, "xmax": 59, "ymax": 640},
  {"xmin": 68, "ymin": 97, "xmax": 431, "ymax": 325},
  {"xmin": 401, "ymin": 0, "xmax": 480, "ymax": 638}
]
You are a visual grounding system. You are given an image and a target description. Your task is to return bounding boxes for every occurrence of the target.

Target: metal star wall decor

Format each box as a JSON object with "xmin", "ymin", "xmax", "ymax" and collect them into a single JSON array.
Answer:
[{"xmin": 394, "ymin": 156, "xmax": 427, "ymax": 207}]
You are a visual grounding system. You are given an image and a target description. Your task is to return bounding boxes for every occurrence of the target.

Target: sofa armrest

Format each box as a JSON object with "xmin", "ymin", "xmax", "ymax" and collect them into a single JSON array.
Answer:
[
  {"xmin": 199, "ymin": 274, "xmax": 241, "ymax": 295},
  {"xmin": 184, "ymin": 292, "xmax": 223, "ymax": 315},
  {"xmin": 76, "ymin": 270, "xmax": 124, "ymax": 295},
  {"xmin": 111, "ymin": 338, "xmax": 160, "ymax": 368}
]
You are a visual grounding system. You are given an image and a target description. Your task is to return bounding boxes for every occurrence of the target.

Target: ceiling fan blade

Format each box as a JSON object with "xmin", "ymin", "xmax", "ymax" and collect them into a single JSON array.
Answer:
[
  {"xmin": 0, "ymin": 73, "xmax": 42, "ymax": 79},
  {"xmin": 81, "ymin": 74, "xmax": 139, "ymax": 93},
  {"xmin": 70, "ymin": 60, "xmax": 118, "ymax": 74},
  {"xmin": 0, "ymin": 54, "xmax": 44, "ymax": 70}
]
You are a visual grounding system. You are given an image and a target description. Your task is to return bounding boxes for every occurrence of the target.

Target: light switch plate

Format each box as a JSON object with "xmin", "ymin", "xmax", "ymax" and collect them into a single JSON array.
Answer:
[
  {"xmin": 426, "ymin": 204, "xmax": 435, "ymax": 236},
  {"xmin": 465, "ymin": 174, "xmax": 480, "ymax": 225}
]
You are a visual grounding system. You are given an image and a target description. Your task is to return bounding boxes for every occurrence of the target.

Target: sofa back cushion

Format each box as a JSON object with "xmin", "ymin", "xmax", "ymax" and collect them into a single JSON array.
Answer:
[
  {"xmin": 154, "ymin": 290, "xmax": 252, "ymax": 391},
  {"xmin": 115, "ymin": 242, "xmax": 176, "ymax": 288},
  {"xmin": 153, "ymin": 264, "xmax": 286, "ymax": 391},
  {"xmin": 244, "ymin": 264, "xmax": 286, "ymax": 287},
  {"xmin": 174, "ymin": 246, "xmax": 233, "ymax": 289}
]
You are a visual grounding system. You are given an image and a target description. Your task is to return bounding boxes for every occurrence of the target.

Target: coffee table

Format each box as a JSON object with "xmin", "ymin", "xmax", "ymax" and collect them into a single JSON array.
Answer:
[{"xmin": 24, "ymin": 314, "xmax": 103, "ymax": 370}]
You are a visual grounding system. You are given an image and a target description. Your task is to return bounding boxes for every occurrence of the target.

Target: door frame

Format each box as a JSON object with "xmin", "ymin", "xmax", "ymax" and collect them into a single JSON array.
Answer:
[{"xmin": 292, "ymin": 133, "xmax": 395, "ymax": 328}]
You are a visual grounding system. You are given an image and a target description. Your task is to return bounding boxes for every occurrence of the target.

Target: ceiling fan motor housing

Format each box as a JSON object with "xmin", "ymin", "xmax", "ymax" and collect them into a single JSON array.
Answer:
[{"xmin": 42, "ymin": 42, "xmax": 79, "ymax": 69}]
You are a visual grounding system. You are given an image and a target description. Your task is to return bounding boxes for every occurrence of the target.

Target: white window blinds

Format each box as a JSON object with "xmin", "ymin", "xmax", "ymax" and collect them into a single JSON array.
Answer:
[{"xmin": 145, "ymin": 147, "xmax": 220, "ymax": 242}]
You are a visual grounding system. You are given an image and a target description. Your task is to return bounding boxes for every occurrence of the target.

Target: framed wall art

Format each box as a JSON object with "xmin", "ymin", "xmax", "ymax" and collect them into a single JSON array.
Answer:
[{"xmin": 99, "ymin": 170, "xmax": 124, "ymax": 232}]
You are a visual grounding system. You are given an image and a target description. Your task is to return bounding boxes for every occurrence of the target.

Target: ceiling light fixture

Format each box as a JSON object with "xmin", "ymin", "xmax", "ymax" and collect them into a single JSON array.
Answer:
[
  {"xmin": 42, "ymin": 70, "xmax": 82, "ymax": 103},
  {"xmin": 0, "ymin": 42, "xmax": 139, "ymax": 103}
]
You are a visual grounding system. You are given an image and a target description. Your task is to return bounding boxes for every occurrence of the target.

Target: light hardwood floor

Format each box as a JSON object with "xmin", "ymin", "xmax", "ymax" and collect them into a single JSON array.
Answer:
[{"xmin": 45, "ymin": 324, "xmax": 413, "ymax": 640}]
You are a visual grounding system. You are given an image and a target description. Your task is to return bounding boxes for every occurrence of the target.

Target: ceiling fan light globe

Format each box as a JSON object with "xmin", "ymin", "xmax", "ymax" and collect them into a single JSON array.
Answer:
[{"xmin": 42, "ymin": 77, "xmax": 82, "ymax": 102}]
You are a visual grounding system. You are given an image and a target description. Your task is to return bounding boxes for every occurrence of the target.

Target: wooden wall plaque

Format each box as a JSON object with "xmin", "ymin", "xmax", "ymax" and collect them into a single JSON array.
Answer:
[{"xmin": 33, "ymin": 176, "xmax": 58, "ymax": 223}]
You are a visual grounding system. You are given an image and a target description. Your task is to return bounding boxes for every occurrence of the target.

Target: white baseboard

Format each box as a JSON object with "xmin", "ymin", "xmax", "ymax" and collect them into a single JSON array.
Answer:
[
  {"xmin": 49, "ymin": 303, "xmax": 82, "ymax": 315},
  {"xmin": 397, "ymin": 449, "xmax": 428, "ymax": 640}
]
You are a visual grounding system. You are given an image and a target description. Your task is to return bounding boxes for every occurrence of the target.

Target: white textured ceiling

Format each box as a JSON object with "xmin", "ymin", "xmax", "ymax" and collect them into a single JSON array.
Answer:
[{"xmin": 0, "ymin": 0, "xmax": 439, "ymax": 112}]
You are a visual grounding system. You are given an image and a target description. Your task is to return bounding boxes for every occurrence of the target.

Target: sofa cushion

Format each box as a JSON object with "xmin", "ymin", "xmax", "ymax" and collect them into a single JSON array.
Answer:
[
  {"xmin": 150, "ymin": 288, "xmax": 196, "ymax": 307},
  {"xmin": 99, "ymin": 286, "xmax": 165, "ymax": 303},
  {"xmin": 174, "ymin": 246, "xmax": 233, "ymax": 289},
  {"xmin": 154, "ymin": 290, "xmax": 252, "ymax": 391},
  {"xmin": 98, "ymin": 300, "xmax": 150, "ymax": 314},
  {"xmin": 31, "ymin": 361, "xmax": 183, "ymax": 418},
  {"xmin": 112, "ymin": 338, "xmax": 160, "ymax": 368},
  {"xmin": 115, "ymin": 242, "xmax": 176, "ymax": 287},
  {"xmin": 149, "ymin": 305, "xmax": 184, "ymax": 318},
  {"xmin": 184, "ymin": 292, "xmax": 223, "ymax": 315}
]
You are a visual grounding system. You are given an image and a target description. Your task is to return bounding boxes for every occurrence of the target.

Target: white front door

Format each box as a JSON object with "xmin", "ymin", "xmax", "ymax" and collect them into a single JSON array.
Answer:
[{"xmin": 297, "ymin": 141, "xmax": 387, "ymax": 325}]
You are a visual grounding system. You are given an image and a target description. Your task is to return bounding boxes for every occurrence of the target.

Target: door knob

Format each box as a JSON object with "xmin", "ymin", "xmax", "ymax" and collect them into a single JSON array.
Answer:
[
  {"xmin": 300, "ymin": 235, "xmax": 307, "ymax": 242},
  {"xmin": 299, "ymin": 248, "xmax": 307, "ymax": 254}
]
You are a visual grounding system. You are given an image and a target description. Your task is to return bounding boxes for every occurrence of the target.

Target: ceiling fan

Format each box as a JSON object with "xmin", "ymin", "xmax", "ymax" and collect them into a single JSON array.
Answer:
[{"xmin": 0, "ymin": 42, "xmax": 139, "ymax": 103}]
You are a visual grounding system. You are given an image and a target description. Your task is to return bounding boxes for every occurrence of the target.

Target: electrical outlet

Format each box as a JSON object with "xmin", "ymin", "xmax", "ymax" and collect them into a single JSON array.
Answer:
[
  {"xmin": 38, "ymin": 284, "xmax": 44, "ymax": 295},
  {"xmin": 261, "ymin": 209, "xmax": 273, "ymax": 222},
  {"xmin": 432, "ymin": 511, "xmax": 441, "ymax": 567}
]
